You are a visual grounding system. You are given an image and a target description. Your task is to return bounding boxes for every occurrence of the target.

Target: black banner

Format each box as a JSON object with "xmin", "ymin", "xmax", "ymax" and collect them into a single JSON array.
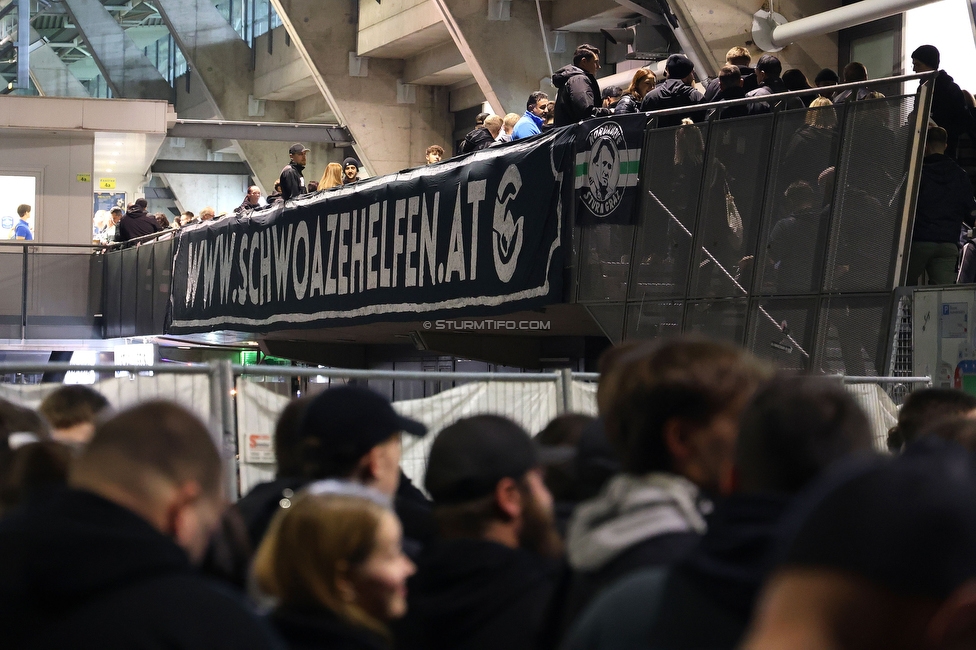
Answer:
[
  {"xmin": 575, "ymin": 113, "xmax": 648, "ymax": 225},
  {"xmin": 167, "ymin": 129, "xmax": 573, "ymax": 334}
]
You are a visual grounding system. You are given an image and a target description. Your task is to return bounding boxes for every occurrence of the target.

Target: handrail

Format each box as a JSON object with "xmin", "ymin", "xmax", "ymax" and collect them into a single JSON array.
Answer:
[
  {"xmin": 102, "ymin": 227, "xmax": 178, "ymax": 250},
  {"xmin": 0, "ymin": 362, "xmax": 212, "ymax": 374},
  {"xmin": 0, "ymin": 241, "xmax": 110, "ymax": 250},
  {"xmin": 232, "ymin": 365, "xmax": 561, "ymax": 382},
  {"xmin": 640, "ymin": 70, "xmax": 935, "ymax": 120}
]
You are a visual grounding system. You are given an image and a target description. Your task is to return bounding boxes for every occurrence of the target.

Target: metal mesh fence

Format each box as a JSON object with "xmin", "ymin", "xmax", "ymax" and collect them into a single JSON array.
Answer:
[{"xmin": 577, "ymin": 83, "xmax": 930, "ymax": 373}]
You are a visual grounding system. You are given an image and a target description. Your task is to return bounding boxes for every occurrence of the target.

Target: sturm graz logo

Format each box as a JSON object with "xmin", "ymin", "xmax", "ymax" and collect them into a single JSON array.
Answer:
[{"xmin": 581, "ymin": 121, "xmax": 625, "ymax": 218}]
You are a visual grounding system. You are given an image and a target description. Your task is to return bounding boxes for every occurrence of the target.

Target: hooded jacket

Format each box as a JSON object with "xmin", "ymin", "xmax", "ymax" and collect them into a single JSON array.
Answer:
[
  {"xmin": 559, "ymin": 473, "xmax": 707, "ymax": 625},
  {"xmin": 562, "ymin": 493, "xmax": 792, "ymax": 650},
  {"xmin": 914, "ymin": 153, "xmax": 976, "ymax": 243},
  {"xmin": 930, "ymin": 70, "xmax": 976, "ymax": 155},
  {"xmin": 398, "ymin": 538, "xmax": 558, "ymax": 650},
  {"xmin": 279, "ymin": 160, "xmax": 306, "ymax": 200},
  {"xmin": 552, "ymin": 65, "xmax": 609, "ymax": 127},
  {"xmin": 706, "ymin": 85, "xmax": 749, "ymax": 121},
  {"xmin": 117, "ymin": 202, "xmax": 161, "ymax": 241},
  {"xmin": 640, "ymin": 79, "xmax": 705, "ymax": 127},
  {"xmin": 0, "ymin": 488, "xmax": 282, "ymax": 649}
]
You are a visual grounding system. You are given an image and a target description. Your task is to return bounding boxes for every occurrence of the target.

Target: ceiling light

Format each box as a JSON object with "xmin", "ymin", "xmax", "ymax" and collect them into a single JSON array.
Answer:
[
  {"xmin": 245, "ymin": 341, "xmax": 259, "ymax": 346},
  {"xmin": 109, "ymin": 160, "xmax": 116, "ymax": 165},
  {"xmin": 106, "ymin": 169, "xmax": 112, "ymax": 173}
]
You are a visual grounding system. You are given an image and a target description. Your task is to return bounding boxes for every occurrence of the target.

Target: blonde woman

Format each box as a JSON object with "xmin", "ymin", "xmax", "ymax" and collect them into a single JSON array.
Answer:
[
  {"xmin": 319, "ymin": 162, "xmax": 344, "ymax": 190},
  {"xmin": 254, "ymin": 484, "xmax": 415, "ymax": 650}
]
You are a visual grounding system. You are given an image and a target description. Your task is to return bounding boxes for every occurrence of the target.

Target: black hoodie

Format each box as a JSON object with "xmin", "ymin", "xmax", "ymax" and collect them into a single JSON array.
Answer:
[
  {"xmin": 458, "ymin": 126, "xmax": 496, "ymax": 154},
  {"xmin": 640, "ymin": 79, "xmax": 705, "ymax": 127},
  {"xmin": 0, "ymin": 489, "xmax": 282, "ymax": 649},
  {"xmin": 280, "ymin": 160, "xmax": 306, "ymax": 200},
  {"xmin": 398, "ymin": 538, "xmax": 559, "ymax": 650},
  {"xmin": 117, "ymin": 203, "xmax": 161, "ymax": 241},
  {"xmin": 552, "ymin": 65, "xmax": 609, "ymax": 127},
  {"xmin": 914, "ymin": 153, "xmax": 976, "ymax": 243},
  {"xmin": 647, "ymin": 493, "xmax": 792, "ymax": 649}
]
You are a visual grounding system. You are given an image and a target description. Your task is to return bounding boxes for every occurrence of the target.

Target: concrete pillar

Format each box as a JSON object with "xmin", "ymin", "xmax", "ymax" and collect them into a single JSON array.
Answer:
[
  {"xmin": 62, "ymin": 0, "xmax": 173, "ymax": 101},
  {"xmin": 153, "ymin": 0, "xmax": 340, "ymax": 192},
  {"xmin": 29, "ymin": 30, "xmax": 89, "ymax": 97},
  {"xmin": 431, "ymin": 0, "xmax": 553, "ymax": 116},
  {"xmin": 270, "ymin": 0, "xmax": 453, "ymax": 176}
]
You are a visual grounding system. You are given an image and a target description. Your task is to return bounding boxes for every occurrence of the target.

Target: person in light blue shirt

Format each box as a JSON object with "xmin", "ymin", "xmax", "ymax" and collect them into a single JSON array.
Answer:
[
  {"xmin": 511, "ymin": 91, "xmax": 549, "ymax": 141},
  {"xmin": 12, "ymin": 204, "xmax": 32, "ymax": 240}
]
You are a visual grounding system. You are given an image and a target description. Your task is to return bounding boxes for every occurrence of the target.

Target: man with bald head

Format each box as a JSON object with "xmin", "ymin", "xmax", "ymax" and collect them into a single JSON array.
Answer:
[
  {"xmin": 236, "ymin": 185, "xmax": 262, "ymax": 214},
  {"xmin": 0, "ymin": 402, "xmax": 281, "ymax": 649}
]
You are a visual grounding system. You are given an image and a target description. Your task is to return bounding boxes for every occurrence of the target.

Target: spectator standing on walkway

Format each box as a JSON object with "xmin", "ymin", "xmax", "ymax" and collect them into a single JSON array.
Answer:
[
  {"xmin": 641, "ymin": 54, "xmax": 705, "ymax": 127},
  {"xmin": 117, "ymin": 198, "xmax": 161, "ymax": 242},
  {"xmin": 343, "ymin": 157, "xmax": 362, "ymax": 185},
  {"xmin": 912, "ymin": 44, "xmax": 976, "ymax": 159},
  {"xmin": 512, "ymin": 92, "xmax": 549, "ymax": 141},
  {"xmin": 425, "ymin": 145, "xmax": 444, "ymax": 165},
  {"xmin": 12, "ymin": 204, "xmax": 32, "ymax": 240},
  {"xmin": 552, "ymin": 44, "xmax": 612, "ymax": 127},
  {"xmin": 39, "ymin": 385, "xmax": 110, "ymax": 449},
  {"xmin": 458, "ymin": 116, "xmax": 497, "ymax": 154},
  {"xmin": 707, "ymin": 65, "xmax": 750, "ymax": 120},
  {"xmin": 747, "ymin": 55, "xmax": 806, "ymax": 114},
  {"xmin": 319, "ymin": 163, "xmax": 343, "ymax": 189},
  {"xmin": 907, "ymin": 126, "xmax": 976, "ymax": 285},
  {"xmin": 495, "ymin": 113, "xmax": 521, "ymax": 144},
  {"xmin": 398, "ymin": 415, "xmax": 563, "ymax": 650},
  {"xmin": 614, "ymin": 68, "xmax": 655, "ymax": 115},
  {"xmin": 0, "ymin": 402, "xmax": 282, "ymax": 649},
  {"xmin": 236, "ymin": 185, "xmax": 262, "ymax": 215},
  {"xmin": 703, "ymin": 47, "xmax": 757, "ymax": 102},
  {"xmin": 280, "ymin": 143, "xmax": 310, "ymax": 201}
]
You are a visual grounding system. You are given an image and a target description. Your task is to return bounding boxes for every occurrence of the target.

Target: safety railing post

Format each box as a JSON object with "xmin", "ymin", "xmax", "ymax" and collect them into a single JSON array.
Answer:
[
  {"xmin": 209, "ymin": 359, "xmax": 239, "ymax": 501},
  {"xmin": 558, "ymin": 368, "xmax": 573, "ymax": 415}
]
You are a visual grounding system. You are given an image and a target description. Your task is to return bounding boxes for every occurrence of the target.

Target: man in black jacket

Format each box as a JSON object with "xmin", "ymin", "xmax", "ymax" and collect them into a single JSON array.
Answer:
[
  {"xmin": 342, "ymin": 156, "xmax": 362, "ymax": 184},
  {"xmin": 0, "ymin": 402, "xmax": 282, "ymax": 649},
  {"xmin": 458, "ymin": 115, "xmax": 498, "ymax": 154},
  {"xmin": 912, "ymin": 44, "xmax": 976, "ymax": 159},
  {"xmin": 707, "ymin": 65, "xmax": 750, "ymax": 120},
  {"xmin": 117, "ymin": 197, "xmax": 161, "ymax": 241},
  {"xmin": 552, "ymin": 44, "xmax": 612, "ymax": 127},
  {"xmin": 907, "ymin": 126, "xmax": 976, "ymax": 285},
  {"xmin": 641, "ymin": 54, "xmax": 705, "ymax": 127},
  {"xmin": 279, "ymin": 143, "xmax": 309, "ymax": 201},
  {"xmin": 398, "ymin": 416, "xmax": 563, "ymax": 650},
  {"xmin": 746, "ymin": 54, "xmax": 806, "ymax": 114}
]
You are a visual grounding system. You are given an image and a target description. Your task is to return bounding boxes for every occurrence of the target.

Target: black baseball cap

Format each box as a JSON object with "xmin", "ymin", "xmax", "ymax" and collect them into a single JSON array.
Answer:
[
  {"xmin": 289, "ymin": 143, "xmax": 310, "ymax": 155},
  {"xmin": 777, "ymin": 437, "xmax": 976, "ymax": 599},
  {"xmin": 425, "ymin": 415, "xmax": 571, "ymax": 505},
  {"xmin": 299, "ymin": 386, "xmax": 426, "ymax": 465}
]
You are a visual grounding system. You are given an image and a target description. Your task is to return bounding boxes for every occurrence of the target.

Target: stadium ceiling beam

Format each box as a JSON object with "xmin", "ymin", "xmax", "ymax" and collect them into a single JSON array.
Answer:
[{"xmin": 168, "ymin": 119, "xmax": 353, "ymax": 146}]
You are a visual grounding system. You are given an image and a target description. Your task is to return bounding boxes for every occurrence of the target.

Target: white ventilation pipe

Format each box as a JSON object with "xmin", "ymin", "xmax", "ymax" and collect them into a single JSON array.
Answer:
[{"xmin": 753, "ymin": 0, "xmax": 942, "ymax": 51}]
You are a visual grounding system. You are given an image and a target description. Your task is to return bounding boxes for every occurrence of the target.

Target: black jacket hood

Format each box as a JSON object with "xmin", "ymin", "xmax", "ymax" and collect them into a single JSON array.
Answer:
[
  {"xmin": 552, "ymin": 65, "xmax": 586, "ymax": 89},
  {"xmin": 652, "ymin": 78, "xmax": 699, "ymax": 101}
]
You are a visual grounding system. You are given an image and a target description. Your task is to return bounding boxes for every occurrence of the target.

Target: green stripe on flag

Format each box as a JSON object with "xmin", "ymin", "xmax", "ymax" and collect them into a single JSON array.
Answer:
[
  {"xmin": 620, "ymin": 160, "xmax": 640, "ymax": 174},
  {"xmin": 575, "ymin": 162, "xmax": 588, "ymax": 177}
]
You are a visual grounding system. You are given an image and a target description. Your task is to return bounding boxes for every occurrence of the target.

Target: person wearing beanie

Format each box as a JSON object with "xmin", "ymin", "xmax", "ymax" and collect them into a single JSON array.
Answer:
[
  {"xmin": 746, "ymin": 54, "xmax": 806, "ymax": 114},
  {"xmin": 342, "ymin": 156, "xmax": 361, "ymax": 184},
  {"xmin": 640, "ymin": 54, "xmax": 705, "ymax": 127},
  {"xmin": 552, "ymin": 44, "xmax": 613, "ymax": 127},
  {"xmin": 279, "ymin": 143, "xmax": 309, "ymax": 201},
  {"xmin": 912, "ymin": 44, "xmax": 976, "ymax": 159}
]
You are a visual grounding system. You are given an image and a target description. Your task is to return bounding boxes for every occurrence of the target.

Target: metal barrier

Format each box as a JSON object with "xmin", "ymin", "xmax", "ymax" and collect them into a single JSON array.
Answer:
[
  {"xmin": 575, "ymin": 72, "xmax": 935, "ymax": 376},
  {"xmin": 0, "ymin": 241, "xmax": 106, "ymax": 340},
  {"xmin": 0, "ymin": 361, "xmax": 934, "ymax": 496}
]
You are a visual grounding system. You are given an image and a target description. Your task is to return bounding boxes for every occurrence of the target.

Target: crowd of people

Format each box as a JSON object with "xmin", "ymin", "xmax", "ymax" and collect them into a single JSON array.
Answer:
[{"xmin": 4, "ymin": 336, "xmax": 976, "ymax": 649}]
